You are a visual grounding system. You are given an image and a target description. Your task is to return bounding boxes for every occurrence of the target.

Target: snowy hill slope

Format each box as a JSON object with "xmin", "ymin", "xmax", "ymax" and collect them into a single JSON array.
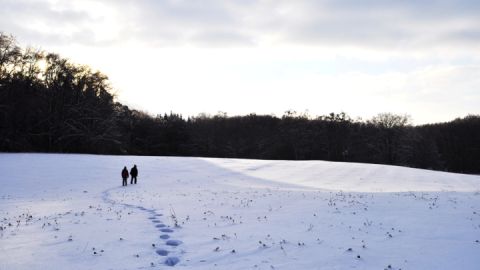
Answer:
[{"xmin": 1, "ymin": 153, "xmax": 479, "ymax": 269}]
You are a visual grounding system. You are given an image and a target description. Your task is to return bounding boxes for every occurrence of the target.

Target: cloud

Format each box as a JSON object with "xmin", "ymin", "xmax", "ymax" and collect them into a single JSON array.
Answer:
[
  {"xmin": 1, "ymin": 0, "xmax": 478, "ymax": 123},
  {"xmin": 2, "ymin": 0, "xmax": 480, "ymax": 50},
  {"xmin": 264, "ymin": 0, "xmax": 480, "ymax": 50},
  {"xmin": 0, "ymin": 0, "xmax": 98, "ymax": 45}
]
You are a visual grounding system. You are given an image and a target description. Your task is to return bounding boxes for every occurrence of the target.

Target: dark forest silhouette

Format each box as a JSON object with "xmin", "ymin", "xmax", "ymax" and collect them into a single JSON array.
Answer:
[{"xmin": 1, "ymin": 33, "xmax": 479, "ymax": 173}]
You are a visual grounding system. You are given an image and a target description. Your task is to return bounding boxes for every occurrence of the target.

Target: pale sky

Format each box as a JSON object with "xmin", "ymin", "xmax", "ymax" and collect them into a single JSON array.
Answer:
[{"xmin": 2, "ymin": 0, "xmax": 480, "ymax": 124}]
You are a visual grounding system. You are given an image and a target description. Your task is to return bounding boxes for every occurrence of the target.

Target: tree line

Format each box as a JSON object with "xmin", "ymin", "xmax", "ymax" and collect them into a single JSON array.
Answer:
[{"xmin": 1, "ymin": 33, "xmax": 479, "ymax": 173}]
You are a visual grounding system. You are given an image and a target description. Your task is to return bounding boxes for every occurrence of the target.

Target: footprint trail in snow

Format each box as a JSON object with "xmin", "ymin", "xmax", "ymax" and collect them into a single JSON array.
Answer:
[{"xmin": 101, "ymin": 187, "xmax": 182, "ymax": 266}]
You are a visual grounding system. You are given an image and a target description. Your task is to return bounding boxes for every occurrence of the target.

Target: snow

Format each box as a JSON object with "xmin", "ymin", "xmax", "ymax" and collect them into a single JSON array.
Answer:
[{"xmin": 1, "ymin": 153, "xmax": 479, "ymax": 270}]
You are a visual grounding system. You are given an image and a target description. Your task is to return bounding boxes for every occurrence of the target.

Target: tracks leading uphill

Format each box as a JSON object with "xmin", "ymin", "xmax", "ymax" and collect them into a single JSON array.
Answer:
[{"xmin": 101, "ymin": 187, "xmax": 182, "ymax": 266}]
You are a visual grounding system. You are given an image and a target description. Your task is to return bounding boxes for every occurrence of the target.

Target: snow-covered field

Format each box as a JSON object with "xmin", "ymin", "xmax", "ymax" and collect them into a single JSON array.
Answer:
[{"xmin": 1, "ymin": 153, "xmax": 479, "ymax": 270}]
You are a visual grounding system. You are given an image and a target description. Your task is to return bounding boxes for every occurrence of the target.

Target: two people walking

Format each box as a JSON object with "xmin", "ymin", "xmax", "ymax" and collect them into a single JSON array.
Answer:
[{"xmin": 121, "ymin": 165, "xmax": 138, "ymax": 186}]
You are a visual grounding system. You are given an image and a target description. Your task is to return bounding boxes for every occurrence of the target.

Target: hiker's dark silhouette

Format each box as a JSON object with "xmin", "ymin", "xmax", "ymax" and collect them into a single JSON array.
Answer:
[
  {"xmin": 130, "ymin": 165, "xmax": 138, "ymax": 184},
  {"xmin": 121, "ymin": 166, "xmax": 129, "ymax": 186}
]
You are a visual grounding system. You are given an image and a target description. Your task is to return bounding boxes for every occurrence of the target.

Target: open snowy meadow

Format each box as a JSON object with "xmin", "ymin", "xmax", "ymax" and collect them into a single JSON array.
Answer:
[{"xmin": 1, "ymin": 153, "xmax": 479, "ymax": 270}]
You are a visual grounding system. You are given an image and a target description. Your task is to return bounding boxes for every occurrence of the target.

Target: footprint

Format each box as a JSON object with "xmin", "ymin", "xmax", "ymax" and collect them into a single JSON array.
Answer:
[
  {"xmin": 156, "ymin": 249, "xmax": 169, "ymax": 256},
  {"xmin": 102, "ymin": 189, "xmax": 183, "ymax": 264},
  {"xmin": 165, "ymin": 257, "xmax": 180, "ymax": 266},
  {"xmin": 166, "ymin": 240, "xmax": 182, "ymax": 246}
]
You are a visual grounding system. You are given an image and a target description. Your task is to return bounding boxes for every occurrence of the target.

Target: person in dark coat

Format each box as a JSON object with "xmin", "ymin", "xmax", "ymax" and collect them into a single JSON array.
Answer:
[
  {"xmin": 130, "ymin": 165, "xmax": 138, "ymax": 184},
  {"xmin": 121, "ymin": 166, "xmax": 129, "ymax": 186}
]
